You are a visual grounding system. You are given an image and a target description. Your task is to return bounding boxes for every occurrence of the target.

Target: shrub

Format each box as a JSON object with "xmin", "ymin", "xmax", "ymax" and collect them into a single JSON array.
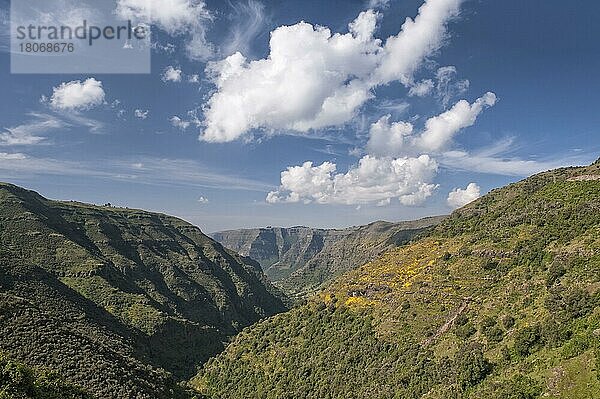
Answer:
[
  {"xmin": 456, "ymin": 345, "xmax": 492, "ymax": 390},
  {"xmin": 546, "ymin": 261, "xmax": 566, "ymax": 287},
  {"xmin": 546, "ymin": 286, "xmax": 595, "ymax": 322},
  {"xmin": 494, "ymin": 375, "xmax": 542, "ymax": 399},
  {"xmin": 501, "ymin": 315, "xmax": 516, "ymax": 330},
  {"xmin": 513, "ymin": 325, "xmax": 543, "ymax": 357},
  {"xmin": 455, "ymin": 322, "xmax": 476, "ymax": 339}
]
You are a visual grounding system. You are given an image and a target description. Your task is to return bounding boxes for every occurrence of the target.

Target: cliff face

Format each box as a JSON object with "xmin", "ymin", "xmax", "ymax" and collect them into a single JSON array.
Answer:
[
  {"xmin": 212, "ymin": 217, "xmax": 444, "ymax": 298},
  {"xmin": 279, "ymin": 217, "xmax": 446, "ymax": 297},
  {"xmin": 0, "ymin": 182, "xmax": 287, "ymax": 398},
  {"xmin": 211, "ymin": 226, "xmax": 355, "ymax": 282}
]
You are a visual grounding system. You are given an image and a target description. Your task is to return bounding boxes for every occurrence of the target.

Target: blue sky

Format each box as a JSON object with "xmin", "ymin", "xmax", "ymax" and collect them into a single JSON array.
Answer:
[{"xmin": 0, "ymin": 0, "xmax": 598, "ymax": 232}]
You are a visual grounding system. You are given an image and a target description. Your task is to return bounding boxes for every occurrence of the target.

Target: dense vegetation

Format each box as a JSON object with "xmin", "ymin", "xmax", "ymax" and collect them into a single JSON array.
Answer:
[
  {"xmin": 193, "ymin": 160, "xmax": 600, "ymax": 398},
  {"xmin": 0, "ymin": 183, "xmax": 287, "ymax": 398},
  {"xmin": 212, "ymin": 218, "xmax": 443, "ymax": 299},
  {"xmin": 0, "ymin": 353, "xmax": 90, "ymax": 399}
]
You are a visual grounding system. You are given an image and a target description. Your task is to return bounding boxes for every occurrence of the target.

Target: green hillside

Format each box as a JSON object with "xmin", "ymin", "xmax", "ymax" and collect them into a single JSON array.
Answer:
[
  {"xmin": 0, "ymin": 183, "xmax": 287, "ymax": 398},
  {"xmin": 192, "ymin": 160, "xmax": 600, "ymax": 399},
  {"xmin": 0, "ymin": 353, "xmax": 90, "ymax": 399},
  {"xmin": 279, "ymin": 217, "xmax": 445, "ymax": 298}
]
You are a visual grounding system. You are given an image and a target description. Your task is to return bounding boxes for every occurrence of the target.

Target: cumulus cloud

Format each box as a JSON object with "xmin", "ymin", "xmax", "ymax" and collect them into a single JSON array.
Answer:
[
  {"xmin": 201, "ymin": 0, "xmax": 465, "ymax": 143},
  {"xmin": 367, "ymin": 92, "xmax": 496, "ymax": 156},
  {"xmin": 162, "ymin": 66, "xmax": 183, "ymax": 82},
  {"xmin": 367, "ymin": 115, "xmax": 414, "ymax": 157},
  {"xmin": 447, "ymin": 182, "xmax": 480, "ymax": 209},
  {"xmin": 418, "ymin": 92, "xmax": 496, "ymax": 151},
  {"xmin": 371, "ymin": 0, "xmax": 462, "ymax": 86},
  {"xmin": 267, "ymin": 154, "xmax": 438, "ymax": 206},
  {"xmin": 49, "ymin": 78, "xmax": 105, "ymax": 111},
  {"xmin": 134, "ymin": 109, "xmax": 149, "ymax": 119},
  {"xmin": 269, "ymin": 91, "xmax": 496, "ymax": 207},
  {"xmin": 116, "ymin": 0, "xmax": 214, "ymax": 60}
]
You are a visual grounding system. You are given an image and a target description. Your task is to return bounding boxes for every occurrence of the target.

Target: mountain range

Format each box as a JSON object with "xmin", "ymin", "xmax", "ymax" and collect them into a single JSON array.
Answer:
[
  {"xmin": 1, "ymin": 159, "xmax": 599, "ymax": 398},
  {"xmin": 211, "ymin": 217, "xmax": 444, "ymax": 298}
]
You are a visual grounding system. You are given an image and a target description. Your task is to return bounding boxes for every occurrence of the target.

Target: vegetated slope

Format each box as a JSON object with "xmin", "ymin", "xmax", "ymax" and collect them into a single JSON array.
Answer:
[
  {"xmin": 0, "ymin": 353, "xmax": 90, "ymax": 398},
  {"xmin": 280, "ymin": 217, "xmax": 445, "ymax": 298},
  {"xmin": 0, "ymin": 182, "xmax": 287, "ymax": 398},
  {"xmin": 211, "ymin": 226, "xmax": 353, "ymax": 282},
  {"xmin": 212, "ymin": 217, "xmax": 443, "ymax": 298},
  {"xmin": 193, "ymin": 160, "xmax": 600, "ymax": 399}
]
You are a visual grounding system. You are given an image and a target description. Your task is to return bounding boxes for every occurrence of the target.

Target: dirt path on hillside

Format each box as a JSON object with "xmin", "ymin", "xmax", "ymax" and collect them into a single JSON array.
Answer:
[{"xmin": 421, "ymin": 297, "xmax": 471, "ymax": 347}]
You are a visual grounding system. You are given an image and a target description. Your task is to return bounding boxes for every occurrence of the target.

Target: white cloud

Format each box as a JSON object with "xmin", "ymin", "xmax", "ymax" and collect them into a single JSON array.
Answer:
[
  {"xmin": 447, "ymin": 182, "xmax": 480, "ymax": 209},
  {"xmin": 267, "ymin": 154, "xmax": 438, "ymax": 206},
  {"xmin": 49, "ymin": 78, "xmax": 105, "ymax": 111},
  {"xmin": 188, "ymin": 74, "xmax": 200, "ymax": 83},
  {"xmin": 371, "ymin": 0, "xmax": 462, "ymax": 86},
  {"xmin": 201, "ymin": 0, "xmax": 465, "ymax": 143},
  {"xmin": 408, "ymin": 79, "xmax": 434, "ymax": 97},
  {"xmin": 435, "ymin": 66, "xmax": 470, "ymax": 107},
  {"xmin": 134, "ymin": 109, "xmax": 149, "ymax": 119},
  {"xmin": 269, "ymin": 91, "xmax": 494, "ymax": 208},
  {"xmin": 367, "ymin": 92, "xmax": 497, "ymax": 156},
  {"xmin": 201, "ymin": 10, "xmax": 380, "ymax": 142},
  {"xmin": 170, "ymin": 116, "xmax": 190, "ymax": 130},
  {"xmin": 1, "ymin": 113, "xmax": 65, "ymax": 146},
  {"xmin": 222, "ymin": 0, "xmax": 268, "ymax": 57},
  {"xmin": 162, "ymin": 66, "xmax": 183, "ymax": 82},
  {"xmin": 0, "ymin": 152, "xmax": 27, "ymax": 160},
  {"xmin": 116, "ymin": 0, "xmax": 214, "ymax": 60},
  {"xmin": 367, "ymin": 115, "xmax": 414, "ymax": 157},
  {"xmin": 197, "ymin": 196, "xmax": 209, "ymax": 204},
  {"xmin": 418, "ymin": 92, "xmax": 496, "ymax": 151}
]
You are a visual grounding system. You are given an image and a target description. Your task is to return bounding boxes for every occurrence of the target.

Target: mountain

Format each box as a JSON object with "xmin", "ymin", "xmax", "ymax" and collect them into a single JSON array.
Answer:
[
  {"xmin": 211, "ymin": 217, "xmax": 444, "ymax": 297},
  {"xmin": 0, "ymin": 182, "xmax": 287, "ymax": 398},
  {"xmin": 279, "ymin": 217, "xmax": 445, "ymax": 298},
  {"xmin": 193, "ymin": 160, "xmax": 600, "ymax": 398},
  {"xmin": 210, "ymin": 226, "xmax": 353, "ymax": 281}
]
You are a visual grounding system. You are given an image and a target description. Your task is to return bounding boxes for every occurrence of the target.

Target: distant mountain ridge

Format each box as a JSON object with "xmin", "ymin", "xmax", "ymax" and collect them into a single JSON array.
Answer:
[
  {"xmin": 210, "ymin": 226, "xmax": 355, "ymax": 281},
  {"xmin": 211, "ymin": 217, "xmax": 445, "ymax": 297},
  {"xmin": 0, "ymin": 182, "xmax": 287, "ymax": 398}
]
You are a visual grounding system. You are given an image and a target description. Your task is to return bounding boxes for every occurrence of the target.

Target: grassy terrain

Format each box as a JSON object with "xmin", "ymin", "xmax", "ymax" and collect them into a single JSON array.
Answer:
[{"xmin": 193, "ymin": 160, "xmax": 600, "ymax": 398}]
